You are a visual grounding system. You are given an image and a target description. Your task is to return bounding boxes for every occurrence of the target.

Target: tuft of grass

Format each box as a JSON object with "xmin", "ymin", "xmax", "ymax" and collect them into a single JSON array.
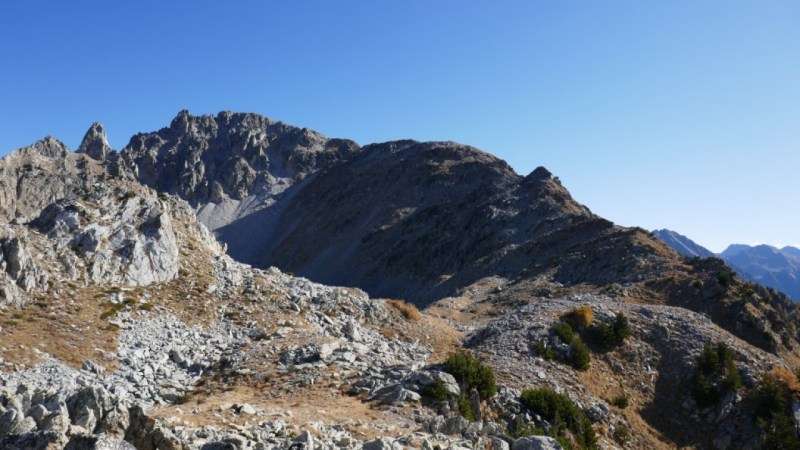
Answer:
[
  {"xmin": 769, "ymin": 366, "xmax": 800, "ymax": 396},
  {"xmin": 99, "ymin": 302, "xmax": 125, "ymax": 320},
  {"xmin": 138, "ymin": 303, "xmax": 154, "ymax": 311},
  {"xmin": 387, "ymin": 299, "xmax": 422, "ymax": 322},
  {"xmin": 613, "ymin": 423, "xmax": 632, "ymax": 445},
  {"xmin": 612, "ymin": 394, "xmax": 629, "ymax": 409},
  {"xmin": 564, "ymin": 306, "xmax": 594, "ymax": 329}
]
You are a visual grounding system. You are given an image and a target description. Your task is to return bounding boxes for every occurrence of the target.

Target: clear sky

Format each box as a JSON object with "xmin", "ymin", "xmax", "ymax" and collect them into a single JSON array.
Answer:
[{"xmin": 1, "ymin": 1, "xmax": 798, "ymax": 252}]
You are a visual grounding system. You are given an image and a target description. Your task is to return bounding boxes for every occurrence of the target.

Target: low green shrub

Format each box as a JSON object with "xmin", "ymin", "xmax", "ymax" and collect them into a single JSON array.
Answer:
[
  {"xmin": 550, "ymin": 321, "xmax": 590, "ymax": 371},
  {"xmin": 584, "ymin": 313, "xmax": 632, "ymax": 351},
  {"xmin": 571, "ymin": 340, "xmax": 591, "ymax": 371},
  {"xmin": 423, "ymin": 378, "xmax": 449, "ymax": 402},
  {"xmin": 553, "ymin": 322, "xmax": 577, "ymax": 344},
  {"xmin": 611, "ymin": 394, "xmax": 629, "ymax": 409},
  {"xmin": 520, "ymin": 388, "xmax": 598, "ymax": 450},
  {"xmin": 532, "ymin": 340, "xmax": 555, "ymax": 360},
  {"xmin": 457, "ymin": 393, "xmax": 474, "ymax": 421},
  {"xmin": 444, "ymin": 351, "xmax": 497, "ymax": 399}
]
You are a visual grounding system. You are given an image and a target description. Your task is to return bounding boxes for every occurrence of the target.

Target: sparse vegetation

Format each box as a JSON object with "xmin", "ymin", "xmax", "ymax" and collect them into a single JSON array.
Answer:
[
  {"xmin": 611, "ymin": 393, "xmax": 629, "ymax": 409},
  {"xmin": 456, "ymin": 393, "xmax": 475, "ymax": 421},
  {"xmin": 520, "ymin": 387, "xmax": 598, "ymax": 450},
  {"xmin": 691, "ymin": 341, "xmax": 742, "ymax": 408},
  {"xmin": 422, "ymin": 378, "xmax": 449, "ymax": 402},
  {"xmin": 752, "ymin": 369, "xmax": 800, "ymax": 449},
  {"xmin": 551, "ymin": 321, "xmax": 590, "ymax": 371},
  {"xmin": 386, "ymin": 299, "xmax": 422, "ymax": 322},
  {"xmin": 99, "ymin": 302, "xmax": 126, "ymax": 320},
  {"xmin": 532, "ymin": 340, "xmax": 555, "ymax": 360},
  {"xmin": 443, "ymin": 351, "xmax": 496, "ymax": 399},
  {"xmin": 584, "ymin": 313, "xmax": 632, "ymax": 351},
  {"xmin": 613, "ymin": 423, "xmax": 632, "ymax": 445}
]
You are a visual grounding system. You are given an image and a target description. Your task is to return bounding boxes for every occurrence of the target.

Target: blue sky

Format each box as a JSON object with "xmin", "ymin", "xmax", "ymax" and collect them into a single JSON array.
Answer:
[{"xmin": 1, "ymin": 1, "xmax": 798, "ymax": 252}]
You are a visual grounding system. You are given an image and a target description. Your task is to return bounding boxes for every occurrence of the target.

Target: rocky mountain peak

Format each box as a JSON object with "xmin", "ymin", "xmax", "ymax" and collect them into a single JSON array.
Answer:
[
  {"xmin": 526, "ymin": 166, "xmax": 553, "ymax": 182},
  {"xmin": 77, "ymin": 122, "xmax": 113, "ymax": 161},
  {"xmin": 30, "ymin": 136, "xmax": 69, "ymax": 159},
  {"xmin": 119, "ymin": 110, "xmax": 360, "ymax": 209}
]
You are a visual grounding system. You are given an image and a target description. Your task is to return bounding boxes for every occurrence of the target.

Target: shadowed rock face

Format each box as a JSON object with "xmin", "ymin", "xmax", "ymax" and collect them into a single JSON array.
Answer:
[{"xmin": 245, "ymin": 140, "xmax": 666, "ymax": 303}]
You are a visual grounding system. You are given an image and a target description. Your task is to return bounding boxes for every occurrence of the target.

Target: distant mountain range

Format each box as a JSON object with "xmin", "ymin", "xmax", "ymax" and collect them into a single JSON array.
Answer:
[{"xmin": 653, "ymin": 229, "xmax": 800, "ymax": 300}]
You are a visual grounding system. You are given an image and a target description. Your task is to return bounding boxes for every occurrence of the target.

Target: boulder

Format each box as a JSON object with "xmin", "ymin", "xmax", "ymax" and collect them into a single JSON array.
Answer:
[{"xmin": 513, "ymin": 436, "xmax": 564, "ymax": 450}]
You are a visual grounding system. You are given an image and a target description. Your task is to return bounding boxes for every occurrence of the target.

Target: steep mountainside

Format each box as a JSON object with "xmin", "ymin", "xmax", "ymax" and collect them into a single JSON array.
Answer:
[
  {"xmin": 720, "ymin": 244, "xmax": 800, "ymax": 300},
  {"xmin": 2, "ymin": 112, "xmax": 800, "ymax": 449},
  {"xmin": 653, "ymin": 229, "xmax": 715, "ymax": 258},
  {"xmin": 109, "ymin": 112, "xmax": 678, "ymax": 305}
]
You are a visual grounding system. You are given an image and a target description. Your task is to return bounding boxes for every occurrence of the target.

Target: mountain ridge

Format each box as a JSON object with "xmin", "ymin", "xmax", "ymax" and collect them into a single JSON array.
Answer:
[{"xmin": 1, "ymin": 110, "xmax": 799, "ymax": 449}]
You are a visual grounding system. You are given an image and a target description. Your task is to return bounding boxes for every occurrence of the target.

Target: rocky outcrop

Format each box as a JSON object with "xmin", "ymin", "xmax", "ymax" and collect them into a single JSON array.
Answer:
[
  {"xmin": 118, "ymin": 110, "xmax": 359, "ymax": 222},
  {"xmin": 0, "ymin": 137, "xmax": 107, "ymax": 223},
  {"xmin": 77, "ymin": 123, "xmax": 113, "ymax": 161},
  {"xmin": 0, "ymin": 136, "xmax": 224, "ymax": 306},
  {"xmin": 31, "ymin": 193, "xmax": 180, "ymax": 287},
  {"xmin": 0, "ymin": 226, "xmax": 48, "ymax": 306}
]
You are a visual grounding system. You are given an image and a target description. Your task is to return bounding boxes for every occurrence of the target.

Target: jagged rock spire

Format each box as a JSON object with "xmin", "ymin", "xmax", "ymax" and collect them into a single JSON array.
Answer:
[{"xmin": 77, "ymin": 122, "xmax": 112, "ymax": 161}]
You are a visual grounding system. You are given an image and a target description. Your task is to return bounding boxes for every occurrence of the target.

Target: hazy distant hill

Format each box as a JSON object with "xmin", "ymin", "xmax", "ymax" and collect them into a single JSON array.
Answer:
[
  {"xmin": 652, "ymin": 229, "xmax": 715, "ymax": 258},
  {"xmin": 720, "ymin": 244, "xmax": 800, "ymax": 300},
  {"xmin": 780, "ymin": 246, "xmax": 800, "ymax": 259},
  {"xmin": 653, "ymin": 228, "xmax": 799, "ymax": 300}
]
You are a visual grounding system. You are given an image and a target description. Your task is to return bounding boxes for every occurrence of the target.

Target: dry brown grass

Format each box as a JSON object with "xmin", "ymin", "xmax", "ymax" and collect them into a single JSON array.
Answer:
[
  {"xmin": 564, "ymin": 305, "xmax": 594, "ymax": 328},
  {"xmin": 0, "ymin": 287, "xmax": 121, "ymax": 371},
  {"xmin": 386, "ymin": 299, "xmax": 421, "ymax": 322},
  {"xmin": 769, "ymin": 366, "xmax": 800, "ymax": 396}
]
